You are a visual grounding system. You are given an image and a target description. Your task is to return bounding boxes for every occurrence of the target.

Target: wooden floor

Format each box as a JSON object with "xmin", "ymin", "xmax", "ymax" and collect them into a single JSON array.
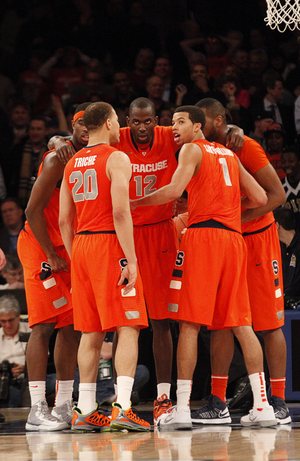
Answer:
[{"xmin": 1, "ymin": 404, "xmax": 300, "ymax": 460}]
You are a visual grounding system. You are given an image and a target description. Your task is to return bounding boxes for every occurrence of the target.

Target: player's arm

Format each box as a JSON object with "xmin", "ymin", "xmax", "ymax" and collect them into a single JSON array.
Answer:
[
  {"xmin": 241, "ymin": 163, "xmax": 286, "ymax": 223},
  {"xmin": 131, "ymin": 143, "xmax": 201, "ymax": 208},
  {"xmin": 107, "ymin": 151, "xmax": 138, "ymax": 294},
  {"xmin": 238, "ymin": 160, "xmax": 268, "ymax": 209},
  {"xmin": 59, "ymin": 174, "xmax": 77, "ymax": 259},
  {"xmin": 48, "ymin": 135, "xmax": 74, "ymax": 164},
  {"xmin": 25, "ymin": 154, "xmax": 67, "ymax": 272}
]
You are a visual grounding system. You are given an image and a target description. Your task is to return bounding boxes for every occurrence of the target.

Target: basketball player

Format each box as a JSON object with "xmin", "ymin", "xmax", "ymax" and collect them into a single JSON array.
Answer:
[
  {"xmin": 50, "ymin": 97, "xmax": 244, "ymax": 425},
  {"xmin": 17, "ymin": 103, "xmax": 91, "ymax": 431},
  {"xmin": 196, "ymin": 98, "xmax": 289, "ymax": 425},
  {"xmin": 131, "ymin": 105, "xmax": 277, "ymax": 429},
  {"xmin": 59, "ymin": 102, "xmax": 150, "ymax": 432}
]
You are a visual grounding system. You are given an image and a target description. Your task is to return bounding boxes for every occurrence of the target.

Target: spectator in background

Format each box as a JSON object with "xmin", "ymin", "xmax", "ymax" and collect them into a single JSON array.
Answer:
[
  {"xmin": 249, "ymin": 110, "xmax": 274, "ymax": 151},
  {"xmin": 0, "ymin": 254, "xmax": 24, "ymax": 290},
  {"xmin": 111, "ymin": 70, "xmax": 140, "ymax": 127},
  {"xmin": 159, "ymin": 108, "xmax": 173, "ymax": 127},
  {"xmin": 18, "ymin": 116, "xmax": 48, "ymax": 207},
  {"xmin": 128, "ymin": 48, "xmax": 154, "ymax": 91},
  {"xmin": 243, "ymin": 48, "xmax": 269, "ymax": 104},
  {"xmin": 154, "ymin": 56, "xmax": 178, "ymax": 104},
  {"xmin": 265, "ymin": 123, "xmax": 287, "ymax": 180},
  {"xmin": 9, "ymin": 100, "xmax": 31, "ymax": 147},
  {"xmin": 273, "ymin": 207, "xmax": 300, "ymax": 308},
  {"xmin": 0, "ymin": 294, "xmax": 31, "ymax": 407},
  {"xmin": 146, "ymin": 75, "xmax": 173, "ymax": 118},
  {"xmin": 0, "ymin": 198, "xmax": 24, "ymax": 255},
  {"xmin": 281, "ymin": 145, "xmax": 300, "ymax": 232}
]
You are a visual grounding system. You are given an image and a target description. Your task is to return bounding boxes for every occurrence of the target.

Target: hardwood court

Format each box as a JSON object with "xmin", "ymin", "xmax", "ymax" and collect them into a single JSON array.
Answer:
[{"xmin": 1, "ymin": 404, "xmax": 300, "ymax": 460}]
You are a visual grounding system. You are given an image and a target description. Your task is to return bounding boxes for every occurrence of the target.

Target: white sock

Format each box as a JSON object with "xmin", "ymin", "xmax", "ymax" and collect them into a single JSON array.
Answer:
[
  {"xmin": 114, "ymin": 383, "xmax": 118, "ymax": 398},
  {"xmin": 29, "ymin": 381, "xmax": 46, "ymax": 406},
  {"xmin": 249, "ymin": 372, "xmax": 269, "ymax": 409},
  {"xmin": 117, "ymin": 376, "xmax": 134, "ymax": 409},
  {"xmin": 177, "ymin": 380, "xmax": 192, "ymax": 412},
  {"xmin": 157, "ymin": 383, "xmax": 171, "ymax": 400},
  {"xmin": 78, "ymin": 383, "xmax": 97, "ymax": 414},
  {"xmin": 54, "ymin": 380, "xmax": 74, "ymax": 407}
]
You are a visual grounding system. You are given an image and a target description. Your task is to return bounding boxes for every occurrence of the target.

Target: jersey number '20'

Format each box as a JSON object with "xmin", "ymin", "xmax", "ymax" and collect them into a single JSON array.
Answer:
[{"xmin": 70, "ymin": 169, "xmax": 98, "ymax": 202}]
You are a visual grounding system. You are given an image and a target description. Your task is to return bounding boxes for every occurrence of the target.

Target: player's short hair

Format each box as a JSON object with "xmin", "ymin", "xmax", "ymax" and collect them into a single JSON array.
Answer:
[
  {"xmin": 174, "ymin": 105, "xmax": 206, "ymax": 128},
  {"xmin": 129, "ymin": 97, "xmax": 156, "ymax": 117},
  {"xmin": 273, "ymin": 207, "xmax": 295, "ymax": 231},
  {"xmin": 74, "ymin": 102, "xmax": 92, "ymax": 115},
  {"xmin": 83, "ymin": 102, "xmax": 114, "ymax": 131},
  {"xmin": 0, "ymin": 294, "xmax": 21, "ymax": 317},
  {"xmin": 196, "ymin": 98, "xmax": 227, "ymax": 125}
]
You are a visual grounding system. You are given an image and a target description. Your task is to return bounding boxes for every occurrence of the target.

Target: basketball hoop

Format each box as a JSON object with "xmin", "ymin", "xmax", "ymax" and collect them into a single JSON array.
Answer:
[{"xmin": 265, "ymin": 0, "xmax": 300, "ymax": 32}]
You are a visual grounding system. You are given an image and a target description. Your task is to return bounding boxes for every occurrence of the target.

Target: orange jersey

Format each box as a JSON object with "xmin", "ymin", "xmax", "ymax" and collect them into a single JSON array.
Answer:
[
  {"xmin": 113, "ymin": 126, "xmax": 178, "ymax": 226},
  {"xmin": 186, "ymin": 140, "xmax": 242, "ymax": 233},
  {"xmin": 236, "ymin": 136, "xmax": 274, "ymax": 233},
  {"xmin": 24, "ymin": 150, "xmax": 64, "ymax": 247},
  {"xmin": 64, "ymin": 144, "xmax": 117, "ymax": 233}
]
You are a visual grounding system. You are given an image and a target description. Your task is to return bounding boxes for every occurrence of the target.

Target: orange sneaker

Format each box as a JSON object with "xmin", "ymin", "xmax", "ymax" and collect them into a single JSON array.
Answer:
[
  {"xmin": 110, "ymin": 403, "xmax": 151, "ymax": 432},
  {"xmin": 71, "ymin": 405, "xmax": 111, "ymax": 432},
  {"xmin": 153, "ymin": 394, "xmax": 172, "ymax": 426}
]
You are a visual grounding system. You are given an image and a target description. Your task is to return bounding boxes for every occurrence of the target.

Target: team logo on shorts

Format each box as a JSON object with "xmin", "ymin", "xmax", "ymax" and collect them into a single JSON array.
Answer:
[
  {"xmin": 175, "ymin": 251, "xmax": 185, "ymax": 266},
  {"xmin": 119, "ymin": 258, "xmax": 128, "ymax": 271},
  {"xmin": 41, "ymin": 261, "xmax": 52, "ymax": 272},
  {"xmin": 272, "ymin": 260, "xmax": 279, "ymax": 275}
]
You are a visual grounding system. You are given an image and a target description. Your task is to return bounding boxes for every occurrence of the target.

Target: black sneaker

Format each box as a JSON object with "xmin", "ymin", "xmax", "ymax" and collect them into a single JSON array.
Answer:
[
  {"xmin": 191, "ymin": 394, "xmax": 231, "ymax": 424},
  {"xmin": 269, "ymin": 396, "xmax": 291, "ymax": 425},
  {"xmin": 227, "ymin": 375, "xmax": 253, "ymax": 414}
]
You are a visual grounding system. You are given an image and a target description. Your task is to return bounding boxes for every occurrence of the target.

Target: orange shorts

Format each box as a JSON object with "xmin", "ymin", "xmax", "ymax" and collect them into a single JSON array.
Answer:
[
  {"xmin": 71, "ymin": 232, "xmax": 148, "ymax": 332},
  {"xmin": 17, "ymin": 229, "xmax": 72, "ymax": 328},
  {"xmin": 243, "ymin": 222, "xmax": 284, "ymax": 331},
  {"xmin": 167, "ymin": 227, "xmax": 252, "ymax": 328},
  {"xmin": 38, "ymin": 310, "xmax": 74, "ymax": 329},
  {"xmin": 134, "ymin": 219, "xmax": 179, "ymax": 320}
]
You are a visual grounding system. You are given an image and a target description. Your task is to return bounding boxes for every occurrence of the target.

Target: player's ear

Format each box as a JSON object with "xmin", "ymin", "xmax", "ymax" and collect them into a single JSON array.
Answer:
[
  {"xmin": 154, "ymin": 116, "xmax": 158, "ymax": 126},
  {"xmin": 215, "ymin": 115, "xmax": 223, "ymax": 127},
  {"xmin": 106, "ymin": 118, "xmax": 112, "ymax": 130},
  {"xmin": 126, "ymin": 115, "xmax": 130, "ymax": 127}
]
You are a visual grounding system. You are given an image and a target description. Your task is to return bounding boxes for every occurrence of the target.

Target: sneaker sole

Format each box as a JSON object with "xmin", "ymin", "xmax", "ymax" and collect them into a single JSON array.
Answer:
[
  {"xmin": 71, "ymin": 425, "xmax": 112, "ymax": 432},
  {"xmin": 26, "ymin": 421, "xmax": 68, "ymax": 431},
  {"xmin": 276, "ymin": 415, "xmax": 292, "ymax": 425},
  {"xmin": 110, "ymin": 421, "xmax": 150, "ymax": 432},
  {"xmin": 158, "ymin": 421, "xmax": 192, "ymax": 431},
  {"xmin": 241, "ymin": 418, "xmax": 278, "ymax": 427},
  {"xmin": 191, "ymin": 417, "xmax": 232, "ymax": 425}
]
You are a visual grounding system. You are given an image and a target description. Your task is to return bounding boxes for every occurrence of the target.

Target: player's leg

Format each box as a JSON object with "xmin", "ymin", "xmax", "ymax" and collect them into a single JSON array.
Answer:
[
  {"xmin": 262, "ymin": 327, "xmax": 291, "ymax": 424},
  {"xmin": 26, "ymin": 323, "xmax": 68, "ymax": 431},
  {"xmin": 72, "ymin": 331, "xmax": 112, "ymax": 432},
  {"xmin": 110, "ymin": 325, "xmax": 150, "ymax": 431},
  {"xmin": 233, "ymin": 325, "xmax": 277, "ymax": 427},
  {"xmin": 159, "ymin": 320, "xmax": 199, "ymax": 430},
  {"xmin": 51, "ymin": 324, "xmax": 80, "ymax": 425}
]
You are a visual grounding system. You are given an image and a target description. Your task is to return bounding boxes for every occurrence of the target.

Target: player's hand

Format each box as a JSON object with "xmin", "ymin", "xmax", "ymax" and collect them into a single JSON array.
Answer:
[
  {"xmin": 47, "ymin": 254, "xmax": 68, "ymax": 273},
  {"xmin": 53, "ymin": 138, "xmax": 75, "ymax": 164},
  {"xmin": 11, "ymin": 363, "xmax": 25, "ymax": 378},
  {"xmin": 173, "ymin": 197, "xmax": 188, "ymax": 216},
  {"xmin": 226, "ymin": 125, "xmax": 244, "ymax": 152},
  {"xmin": 0, "ymin": 249, "xmax": 6, "ymax": 271},
  {"xmin": 117, "ymin": 262, "xmax": 137, "ymax": 295}
]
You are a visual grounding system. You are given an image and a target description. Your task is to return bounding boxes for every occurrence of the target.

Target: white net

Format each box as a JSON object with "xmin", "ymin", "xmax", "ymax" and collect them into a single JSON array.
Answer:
[{"xmin": 265, "ymin": 0, "xmax": 300, "ymax": 32}]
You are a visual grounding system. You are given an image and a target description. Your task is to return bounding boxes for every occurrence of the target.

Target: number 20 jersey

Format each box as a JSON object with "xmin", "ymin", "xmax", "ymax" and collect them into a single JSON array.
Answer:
[{"xmin": 113, "ymin": 126, "xmax": 179, "ymax": 226}]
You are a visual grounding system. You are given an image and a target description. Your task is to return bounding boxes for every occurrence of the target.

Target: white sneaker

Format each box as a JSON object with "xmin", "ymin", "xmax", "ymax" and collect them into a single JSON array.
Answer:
[
  {"xmin": 26, "ymin": 399, "xmax": 69, "ymax": 431},
  {"xmin": 158, "ymin": 406, "xmax": 192, "ymax": 431},
  {"xmin": 51, "ymin": 400, "xmax": 73, "ymax": 427},
  {"xmin": 240, "ymin": 406, "xmax": 278, "ymax": 427}
]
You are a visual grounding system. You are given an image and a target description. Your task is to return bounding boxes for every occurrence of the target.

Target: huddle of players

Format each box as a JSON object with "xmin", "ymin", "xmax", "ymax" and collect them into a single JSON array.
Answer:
[{"xmin": 18, "ymin": 96, "xmax": 288, "ymax": 433}]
